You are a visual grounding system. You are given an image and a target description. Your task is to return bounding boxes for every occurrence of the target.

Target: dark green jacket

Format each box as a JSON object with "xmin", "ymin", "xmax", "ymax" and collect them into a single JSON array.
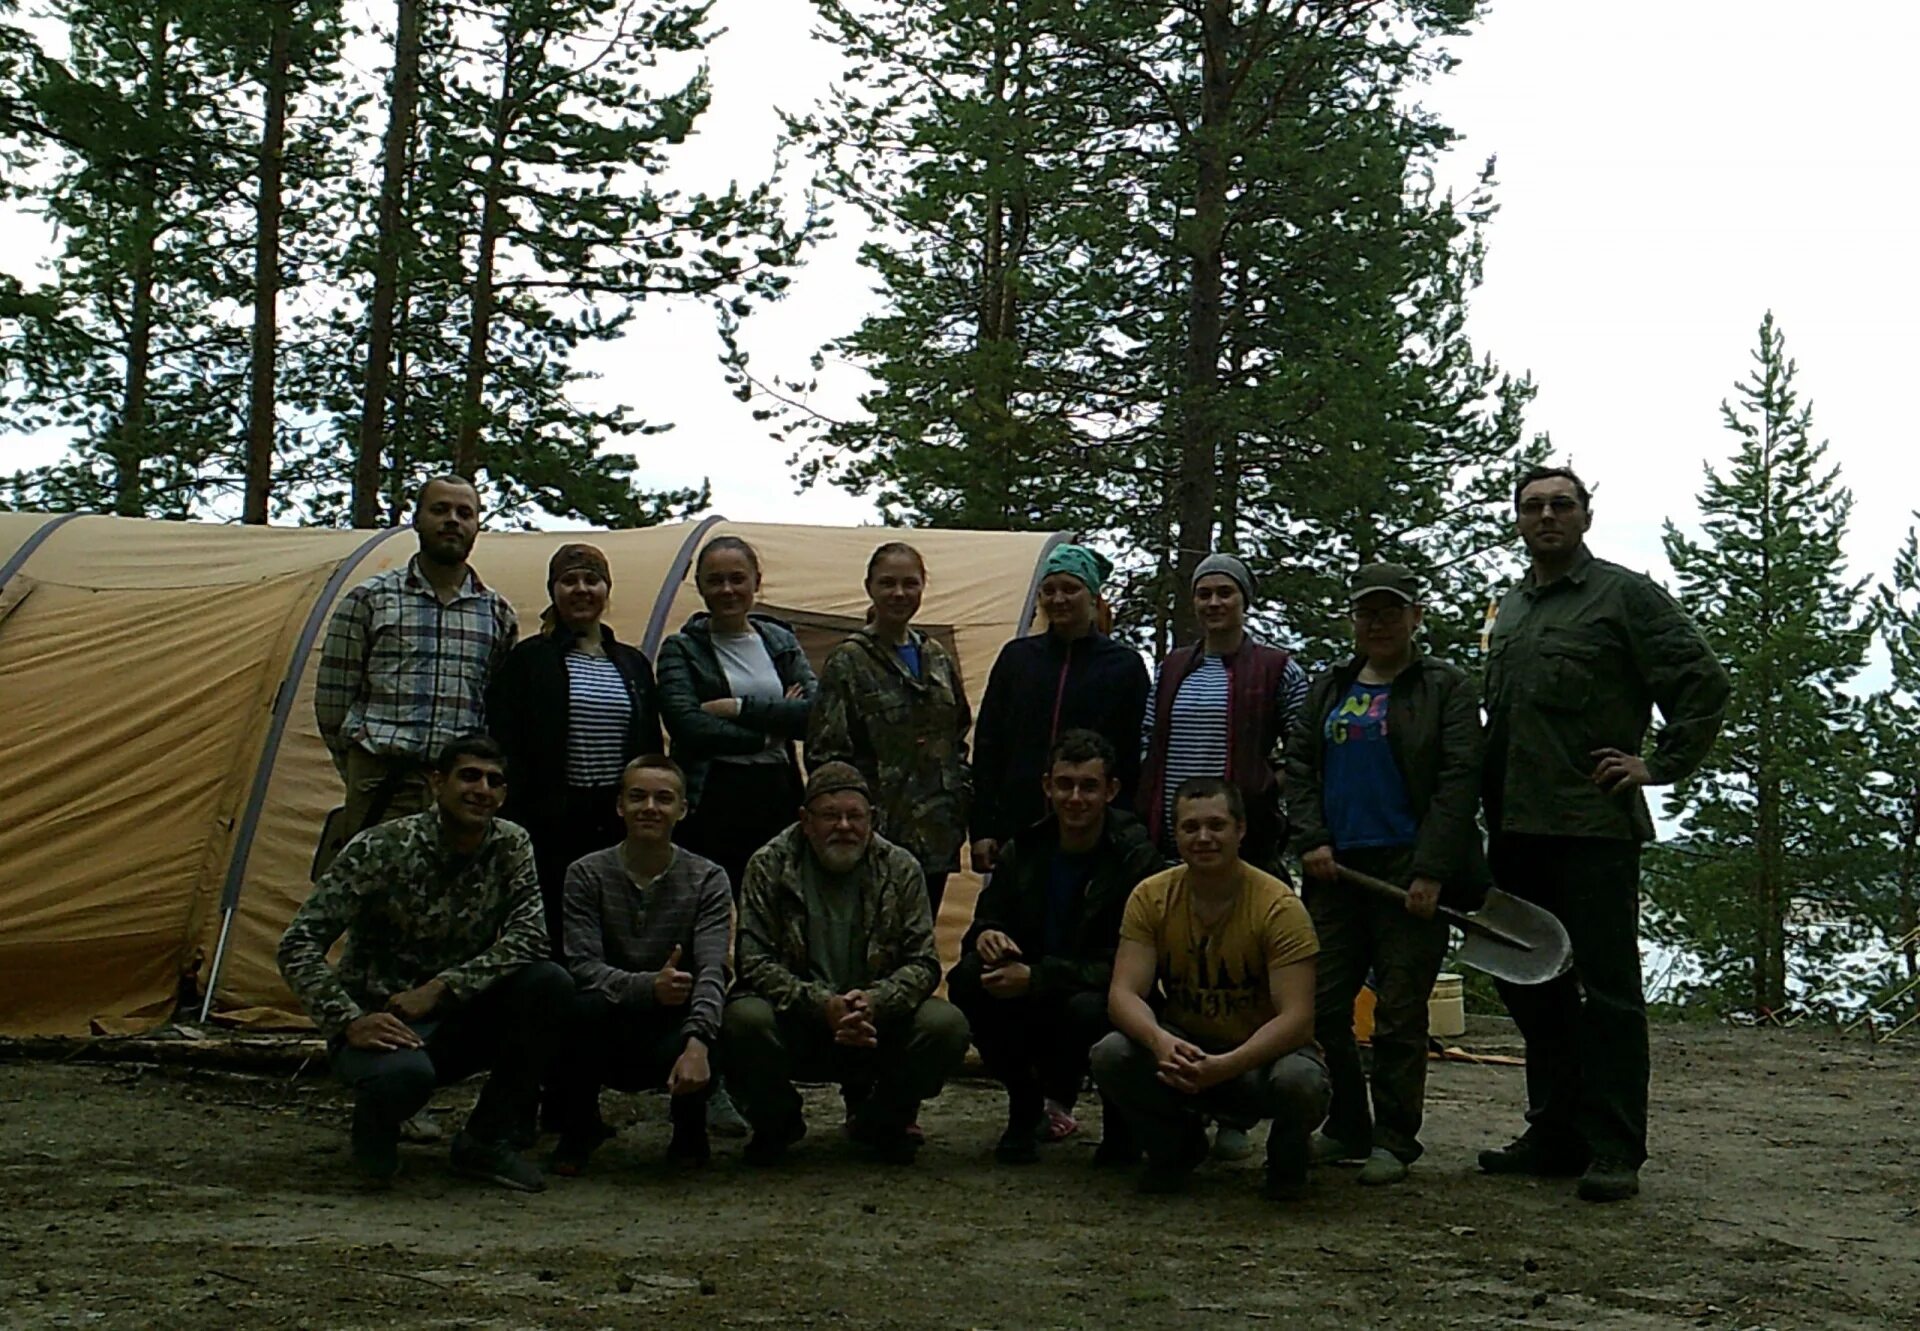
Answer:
[
  {"xmin": 1286, "ymin": 654, "xmax": 1489, "ymax": 905},
  {"xmin": 808, "ymin": 627, "xmax": 971, "ymax": 875},
  {"xmin": 1483, "ymin": 547, "xmax": 1730, "ymax": 842},
  {"xmin": 656, "ymin": 612, "xmax": 818, "ymax": 809},
  {"xmin": 960, "ymin": 809, "xmax": 1165, "ymax": 1000}
]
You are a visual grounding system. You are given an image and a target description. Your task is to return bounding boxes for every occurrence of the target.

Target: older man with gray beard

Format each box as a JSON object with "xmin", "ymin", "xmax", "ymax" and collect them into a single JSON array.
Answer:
[{"xmin": 722, "ymin": 762, "xmax": 969, "ymax": 1166}]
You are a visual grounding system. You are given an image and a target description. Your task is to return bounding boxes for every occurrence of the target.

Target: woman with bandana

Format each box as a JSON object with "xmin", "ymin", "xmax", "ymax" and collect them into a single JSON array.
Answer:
[
  {"xmin": 487, "ymin": 543, "xmax": 663, "ymax": 955},
  {"xmin": 968, "ymin": 544, "xmax": 1151, "ymax": 876}
]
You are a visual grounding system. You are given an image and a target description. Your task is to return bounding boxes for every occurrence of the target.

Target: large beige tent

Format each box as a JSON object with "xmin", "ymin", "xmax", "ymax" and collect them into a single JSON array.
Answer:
[{"xmin": 0, "ymin": 512, "xmax": 1065, "ymax": 1037}]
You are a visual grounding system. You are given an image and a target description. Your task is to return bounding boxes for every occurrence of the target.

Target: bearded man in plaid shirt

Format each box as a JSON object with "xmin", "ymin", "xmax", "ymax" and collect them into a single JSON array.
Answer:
[{"xmin": 314, "ymin": 474, "xmax": 520, "ymax": 881}]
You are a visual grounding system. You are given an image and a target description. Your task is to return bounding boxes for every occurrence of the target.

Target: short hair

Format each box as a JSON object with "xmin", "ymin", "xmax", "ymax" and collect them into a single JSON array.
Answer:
[
  {"xmin": 1048, "ymin": 727, "xmax": 1118, "ymax": 779},
  {"xmin": 620, "ymin": 753, "xmax": 687, "ymax": 795},
  {"xmin": 866, "ymin": 540, "xmax": 927, "ymax": 582},
  {"xmin": 433, "ymin": 732, "xmax": 506, "ymax": 774},
  {"xmin": 1513, "ymin": 465, "xmax": 1591, "ymax": 512},
  {"xmin": 413, "ymin": 473, "xmax": 480, "ymax": 510},
  {"xmin": 1172, "ymin": 776, "xmax": 1245, "ymax": 823},
  {"xmin": 695, "ymin": 535, "xmax": 761, "ymax": 580}
]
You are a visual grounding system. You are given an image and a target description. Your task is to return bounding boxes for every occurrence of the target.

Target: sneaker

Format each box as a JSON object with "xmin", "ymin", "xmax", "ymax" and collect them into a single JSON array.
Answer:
[
  {"xmin": 706, "ymin": 1086, "xmax": 750, "ymax": 1139},
  {"xmin": 995, "ymin": 1120, "xmax": 1041, "ymax": 1166},
  {"xmin": 449, "ymin": 1132, "xmax": 546, "ymax": 1193},
  {"xmin": 1576, "ymin": 1156, "xmax": 1641, "ymax": 1203},
  {"xmin": 349, "ymin": 1103, "xmax": 400, "ymax": 1187},
  {"xmin": 1210, "ymin": 1125, "xmax": 1254, "ymax": 1162},
  {"xmin": 399, "ymin": 1111, "xmax": 443, "ymax": 1144},
  {"xmin": 1477, "ymin": 1131, "xmax": 1587, "ymax": 1178},
  {"xmin": 1137, "ymin": 1123, "xmax": 1208, "ymax": 1194},
  {"xmin": 546, "ymin": 1120, "xmax": 616, "ymax": 1178},
  {"xmin": 1310, "ymin": 1131, "xmax": 1368, "ymax": 1166},
  {"xmin": 1035, "ymin": 1100, "xmax": 1080, "ymax": 1144},
  {"xmin": 1357, "ymin": 1147, "xmax": 1409, "ymax": 1187},
  {"xmin": 742, "ymin": 1111, "xmax": 807, "ymax": 1167}
]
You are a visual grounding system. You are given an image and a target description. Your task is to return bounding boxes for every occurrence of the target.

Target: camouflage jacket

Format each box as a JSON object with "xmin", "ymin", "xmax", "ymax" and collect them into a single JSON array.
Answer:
[
  {"xmin": 276, "ymin": 808, "xmax": 548, "ymax": 1038},
  {"xmin": 735, "ymin": 824, "xmax": 940, "ymax": 1022},
  {"xmin": 808, "ymin": 628, "xmax": 971, "ymax": 873}
]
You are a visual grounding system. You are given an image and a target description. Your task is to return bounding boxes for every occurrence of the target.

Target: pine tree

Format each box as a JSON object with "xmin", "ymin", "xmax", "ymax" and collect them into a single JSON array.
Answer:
[
  {"xmin": 1659, "ymin": 312, "xmax": 1874, "ymax": 1013},
  {"xmin": 1867, "ymin": 522, "xmax": 1920, "ymax": 981}
]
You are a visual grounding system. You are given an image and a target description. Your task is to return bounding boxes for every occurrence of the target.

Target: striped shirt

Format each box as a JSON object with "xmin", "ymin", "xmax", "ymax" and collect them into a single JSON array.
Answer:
[
  {"xmin": 1148, "ymin": 650, "xmax": 1311, "ymax": 832},
  {"xmin": 565, "ymin": 650, "xmax": 632, "ymax": 787},
  {"xmin": 314, "ymin": 557, "xmax": 519, "ymax": 769}
]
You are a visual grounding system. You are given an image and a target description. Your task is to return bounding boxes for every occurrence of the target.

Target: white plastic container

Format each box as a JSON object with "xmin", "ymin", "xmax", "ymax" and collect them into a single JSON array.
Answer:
[{"xmin": 1428, "ymin": 972, "xmax": 1466, "ymax": 1040}]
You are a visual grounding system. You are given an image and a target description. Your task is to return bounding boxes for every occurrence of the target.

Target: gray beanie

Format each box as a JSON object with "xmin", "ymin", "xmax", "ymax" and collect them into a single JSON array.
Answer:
[{"xmin": 1191, "ymin": 553, "xmax": 1256, "ymax": 606}]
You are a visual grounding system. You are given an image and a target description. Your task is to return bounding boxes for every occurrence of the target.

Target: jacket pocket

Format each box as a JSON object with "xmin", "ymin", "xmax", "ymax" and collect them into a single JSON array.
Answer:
[{"xmin": 1534, "ymin": 632, "xmax": 1600, "ymax": 712}]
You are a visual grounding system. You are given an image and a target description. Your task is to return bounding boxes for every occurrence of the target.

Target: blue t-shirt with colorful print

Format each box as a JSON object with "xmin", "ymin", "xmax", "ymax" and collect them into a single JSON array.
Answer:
[{"xmin": 1321, "ymin": 681, "xmax": 1419, "ymax": 850}]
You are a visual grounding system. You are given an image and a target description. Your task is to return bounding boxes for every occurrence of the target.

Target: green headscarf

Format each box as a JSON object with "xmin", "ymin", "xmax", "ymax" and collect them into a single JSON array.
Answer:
[{"xmin": 1041, "ymin": 543, "xmax": 1112, "ymax": 595}]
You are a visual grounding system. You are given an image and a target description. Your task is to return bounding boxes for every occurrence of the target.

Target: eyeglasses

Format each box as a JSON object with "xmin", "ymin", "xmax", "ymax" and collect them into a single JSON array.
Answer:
[
  {"xmin": 454, "ymin": 766, "xmax": 507, "ymax": 788},
  {"xmin": 1351, "ymin": 606, "xmax": 1409, "ymax": 625},
  {"xmin": 1518, "ymin": 496, "xmax": 1581, "ymax": 516}
]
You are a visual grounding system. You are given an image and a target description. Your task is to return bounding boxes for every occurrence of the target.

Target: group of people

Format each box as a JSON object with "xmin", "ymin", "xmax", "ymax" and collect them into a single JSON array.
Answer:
[{"xmin": 279, "ymin": 464, "xmax": 1730, "ymax": 1206}]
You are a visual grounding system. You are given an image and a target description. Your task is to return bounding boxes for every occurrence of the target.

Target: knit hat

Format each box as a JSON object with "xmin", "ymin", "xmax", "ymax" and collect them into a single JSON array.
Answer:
[
  {"xmin": 1041, "ymin": 543, "xmax": 1113, "ymax": 595},
  {"xmin": 1191, "ymin": 552, "xmax": 1256, "ymax": 606},
  {"xmin": 547, "ymin": 542, "xmax": 611, "ymax": 592},
  {"xmin": 804, "ymin": 761, "xmax": 871, "ymax": 805}
]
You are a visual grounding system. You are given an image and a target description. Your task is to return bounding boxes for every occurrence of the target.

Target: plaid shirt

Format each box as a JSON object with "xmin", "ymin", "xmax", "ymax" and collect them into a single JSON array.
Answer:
[{"xmin": 314, "ymin": 557, "xmax": 519, "ymax": 771}]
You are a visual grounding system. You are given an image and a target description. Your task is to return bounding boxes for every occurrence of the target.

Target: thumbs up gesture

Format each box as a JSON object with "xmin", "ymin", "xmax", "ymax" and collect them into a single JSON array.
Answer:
[{"xmin": 653, "ymin": 944, "xmax": 694, "ymax": 1007}]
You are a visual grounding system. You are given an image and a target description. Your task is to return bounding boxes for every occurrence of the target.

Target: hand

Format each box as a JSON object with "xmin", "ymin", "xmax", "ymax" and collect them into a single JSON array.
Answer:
[
  {"xmin": 700, "ymin": 697, "xmax": 743, "ymax": 719},
  {"xmin": 345, "ymin": 1011, "xmax": 424, "ymax": 1052},
  {"xmin": 1301, "ymin": 846, "xmax": 1338, "ymax": 883},
  {"xmin": 1152, "ymin": 1032, "xmax": 1210, "ymax": 1094},
  {"xmin": 1591, "ymin": 748, "xmax": 1652, "ymax": 795},
  {"xmin": 653, "ymin": 945, "xmax": 693, "ymax": 1007},
  {"xmin": 1405, "ymin": 876, "xmax": 1442, "ymax": 920},
  {"xmin": 667, "ymin": 1038, "xmax": 711, "ymax": 1096},
  {"xmin": 969, "ymin": 838, "xmax": 999, "ymax": 873},
  {"xmin": 1160, "ymin": 1050, "xmax": 1234, "ymax": 1094},
  {"xmin": 975, "ymin": 930, "xmax": 1021, "ymax": 967},
  {"xmin": 830, "ymin": 990, "xmax": 877, "ymax": 1048},
  {"xmin": 784, "ymin": 682, "xmax": 807, "ymax": 700},
  {"xmin": 981, "ymin": 960, "xmax": 1031, "ymax": 998},
  {"xmin": 384, "ymin": 979, "xmax": 446, "ymax": 1023}
]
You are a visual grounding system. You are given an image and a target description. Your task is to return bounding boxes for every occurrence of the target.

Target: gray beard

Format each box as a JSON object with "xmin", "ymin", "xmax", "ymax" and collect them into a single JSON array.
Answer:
[{"xmin": 814, "ymin": 842, "xmax": 866, "ymax": 875}]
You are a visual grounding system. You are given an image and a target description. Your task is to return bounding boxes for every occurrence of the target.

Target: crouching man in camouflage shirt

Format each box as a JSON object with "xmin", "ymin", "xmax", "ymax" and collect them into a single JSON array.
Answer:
[
  {"xmin": 277, "ymin": 734, "xmax": 571, "ymax": 1192},
  {"xmin": 722, "ymin": 762, "xmax": 970, "ymax": 1166}
]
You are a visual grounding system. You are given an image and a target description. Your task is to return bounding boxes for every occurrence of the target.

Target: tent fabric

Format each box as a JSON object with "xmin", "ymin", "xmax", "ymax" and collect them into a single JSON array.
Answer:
[{"xmin": 0, "ymin": 515, "xmax": 1061, "ymax": 1036}]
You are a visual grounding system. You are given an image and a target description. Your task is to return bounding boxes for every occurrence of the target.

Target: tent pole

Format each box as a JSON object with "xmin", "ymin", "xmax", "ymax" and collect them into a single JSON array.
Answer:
[{"xmin": 197, "ymin": 907, "xmax": 238, "ymax": 1024}]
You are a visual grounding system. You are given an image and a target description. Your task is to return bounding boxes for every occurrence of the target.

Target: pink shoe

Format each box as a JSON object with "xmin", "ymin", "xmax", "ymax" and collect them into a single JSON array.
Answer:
[
  {"xmin": 1038, "ymin": 1101, "xmax": 1079, "ymax": 1143},
  {"xmin": 905, "ymin": 1121, "xmax": 926, "ymax": 1144}
]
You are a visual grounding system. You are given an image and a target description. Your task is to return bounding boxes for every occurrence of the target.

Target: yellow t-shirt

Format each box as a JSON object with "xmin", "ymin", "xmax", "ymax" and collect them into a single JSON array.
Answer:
[{"xmin": 1119, "ymin": 864, "xmax": 1319, "ymax": 1052}]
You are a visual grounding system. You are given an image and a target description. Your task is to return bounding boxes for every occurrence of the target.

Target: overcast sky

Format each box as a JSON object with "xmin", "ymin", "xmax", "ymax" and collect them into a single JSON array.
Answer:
[{"xmin": 6, "ymin": 1, "xmax": 1916, "ymax": 604}]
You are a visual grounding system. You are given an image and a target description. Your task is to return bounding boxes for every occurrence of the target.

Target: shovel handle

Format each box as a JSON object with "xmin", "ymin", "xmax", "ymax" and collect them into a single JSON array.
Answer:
[{"xmin": 1332, "ymin": 865, "xmax": 1530, "ymax": 950}]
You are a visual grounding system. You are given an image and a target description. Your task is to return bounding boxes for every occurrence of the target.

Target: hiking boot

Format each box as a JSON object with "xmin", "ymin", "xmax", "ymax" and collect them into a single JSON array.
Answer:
[
  {"xmin": 995, "ymin": 1122, "xmax": 1041, "ymax": 1166},
  {"xmin": 665, "ymin": 1125, "xmax": 712, "ymax": 1169},
  {"xmin": 399, "ymin": 1111, "xmax": 443, "ymax": 1144},
  {"xmin": 1137, "ymin": 1123, "xmax": 1208, "ymax": 1194},
  {"xmin": 742, "ymin": 1111, "xmax": 807, "ymax": 1167},
  {"xmin": 1477, "ymin": 1132, "xmax": 1587, "ymax": 1178},
  {"xmin": 546, "ymin": 1120, "xmax": 616, "ymax": 1178},
  {"xmin": 848, "ymin": 1116, "xmax": 921, "ymax": 1166},
  {"xmin": 1357, "ymin": 1147, "xmax": 1409, "ymax": 1187},
  {"xmin": 1577, "ymin": 1156, "xmax": 1641, "ymax": 1203},
  {"xmin": 1309, "ymin": 1131, "xmax": 1368, "ymax": 1166},
  {"xmin": 1210, "ymin": 1124, "xmax": 1254, "ymax": 1162},
  {"xmin": 1093, "ymin": 1135, "xmax": 1142, "ymax": 1168},
  {"xmin": 449, "ymin": 1132, "xmax": 546, "ymax": 1193},
  {"xmin": 1262, "ymin": 1163, "xmax": 1309, "ymax": 1203},
  {"xmin": 350, "ymin": 1102, "xmax": 400, "ymax": 1187},
  {"xmin": 706, "ymin": 1085, "xmax": 750, "ymax": 1139}
]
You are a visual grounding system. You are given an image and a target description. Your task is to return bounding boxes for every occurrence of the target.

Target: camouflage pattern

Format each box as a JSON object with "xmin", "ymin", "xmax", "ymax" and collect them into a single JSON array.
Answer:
[
  {"xmin": 807, "ymin": 627, "xmax": 971, "ymax": 874},
  {"xmin": 277, "ymin": 808, "xmax": 549, "ymax": 1038},
  {"xmin": 735, "ymin": 824, "xmax": 940, "ymax": 1022}
]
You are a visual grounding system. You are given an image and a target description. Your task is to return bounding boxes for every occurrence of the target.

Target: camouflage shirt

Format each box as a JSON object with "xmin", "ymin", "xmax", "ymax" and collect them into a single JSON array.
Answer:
[
  {"xmin": 1484, "ymin": 546, "xmax": 1730, "ymax": 842},
  {"xmin": 735, "ymin": 824, "xmax": 940, "ymax": 1022},
  {"xmin": 808, "ymin": 628, "xmax": 971, "ymax": 873},
  {"xmin": 276, "ymin": 808, "xmax": 548, "ymax": 1038}
]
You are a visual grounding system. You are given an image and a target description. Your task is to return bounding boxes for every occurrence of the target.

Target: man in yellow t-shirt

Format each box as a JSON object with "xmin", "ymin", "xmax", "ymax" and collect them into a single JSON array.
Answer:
[{"xmin": 1091, "ymin": 777, "xmax": 1330, "ymax": 1200}]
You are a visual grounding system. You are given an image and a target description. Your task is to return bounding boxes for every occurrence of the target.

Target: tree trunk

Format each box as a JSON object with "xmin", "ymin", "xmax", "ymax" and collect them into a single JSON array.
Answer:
[
  {"xmin": 112, "ymin": 14, "xmax": 173, "ymax": 518},
  {"xmin": 1901, "ymin": 786, "xmax": 1919, "ymax": 980},
  {"xmin": 971, "ymin": 0, "xmax": 1024, "ymax": 529},
  {"xmin": 1172, "ymin": 0, "xmax": 1234, "ymax": 642},
  {"xmin": 243, "ymin": 1, "xmax": 294, "ymax": 525},
  {"xmin": 353, "ymin": 0, "xmax": 424, "ymax": 526},
  {"xmin": 452, "ymin": 27, "xmax": 523, "ymax": 479}
]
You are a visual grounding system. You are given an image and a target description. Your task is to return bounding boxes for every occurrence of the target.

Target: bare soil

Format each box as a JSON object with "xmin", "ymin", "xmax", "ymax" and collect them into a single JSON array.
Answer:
[{"xmin": 2, "ymin": 1022, "xmax": 1916, "ymax": 1330}]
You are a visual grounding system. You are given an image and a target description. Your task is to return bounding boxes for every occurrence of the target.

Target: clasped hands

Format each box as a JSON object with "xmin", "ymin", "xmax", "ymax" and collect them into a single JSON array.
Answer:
[
  {"xmin": 1153, "ymin": 1033, "xmax": 1235, "ymax": 1095},
  {"xmin": 825, "ymin": 990, "xmax": 879, "ymax": 1048},
  {"xmin": 973, "ymin": 930, "xmax": 1031, "ymax": 998}
]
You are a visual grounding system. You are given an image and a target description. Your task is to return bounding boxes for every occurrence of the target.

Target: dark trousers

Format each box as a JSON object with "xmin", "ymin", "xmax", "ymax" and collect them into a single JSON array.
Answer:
[
  {"xmin": 1090, "ymin": 1027, "xmax": 1329, "ymax": 1172},
  {"xmin": 1490, "ymin": 832, "xmax": 1647, "ymax": 1166},
  {"xmin": 679, "ymin": 762, "xmax": 803, "ymax": 896},
  {"xmin": 328, "ymin": 961, "xmax": 574, "ymax": 1146},
  {"xmin": 529, "ymin": 783, "xmax": 623, "ymax": 959},
  {"xmin": 947, "ymin": 956, "xmax": 1108, "ymax": 1117},
  {"xmin": 548, "ymin": 990, "xmax": 711, "ymax": 1141},
  {"xmin": 1305, "ymin": 845, "xmax": 1449, "ymax": 1163},
  {"xmin": 721, "ymin": 995, "xmax": 969, "ymax": 1135}
]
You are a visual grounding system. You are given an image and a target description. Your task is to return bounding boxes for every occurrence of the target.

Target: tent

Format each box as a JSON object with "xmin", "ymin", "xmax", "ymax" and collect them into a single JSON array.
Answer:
[{"xmin": 0, "ymin": 512, "xmax": 1065, "ymax": 1037}]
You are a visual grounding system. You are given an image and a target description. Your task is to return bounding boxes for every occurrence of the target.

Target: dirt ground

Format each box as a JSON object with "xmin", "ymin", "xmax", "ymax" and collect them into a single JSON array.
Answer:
[{"xmin": 2, "ymin": 1021, "xmax": 1916, "ymax": 1331}]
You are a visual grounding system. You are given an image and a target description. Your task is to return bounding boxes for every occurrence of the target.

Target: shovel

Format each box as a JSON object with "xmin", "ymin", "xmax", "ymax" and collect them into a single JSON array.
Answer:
[{"xmin": 1335, "ymin": 865, "xmax": 1573, "ymax": 986}]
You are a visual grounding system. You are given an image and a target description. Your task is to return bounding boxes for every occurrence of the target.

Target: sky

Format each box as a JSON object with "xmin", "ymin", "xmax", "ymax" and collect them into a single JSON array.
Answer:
[{"xmin": 6, "ymin": 1, "xmax": 1917, "ymax": 601}]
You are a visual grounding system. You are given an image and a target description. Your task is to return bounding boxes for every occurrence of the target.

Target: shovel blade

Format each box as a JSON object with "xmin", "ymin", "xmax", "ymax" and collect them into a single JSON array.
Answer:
[{"xmin": 1453, "ymin": 888, "xmax": 1573, "ymax": 986}]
